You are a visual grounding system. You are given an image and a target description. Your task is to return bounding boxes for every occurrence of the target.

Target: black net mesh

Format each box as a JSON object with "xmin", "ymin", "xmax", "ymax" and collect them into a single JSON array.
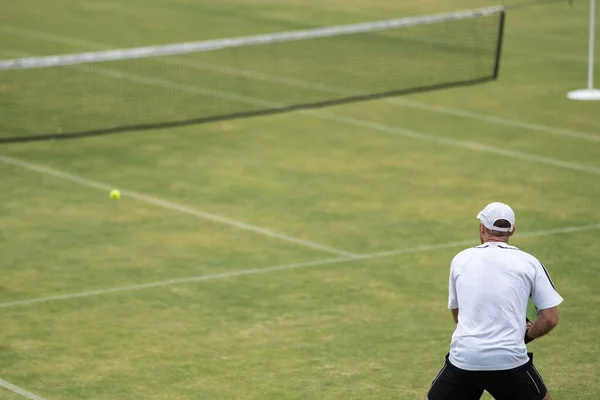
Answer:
[{"xmin": 0, "ymin": 9, "xmax": 505, "ymax": 142}]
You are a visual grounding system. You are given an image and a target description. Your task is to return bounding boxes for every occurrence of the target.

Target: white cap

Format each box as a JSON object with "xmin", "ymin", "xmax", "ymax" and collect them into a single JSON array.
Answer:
[{"xmin": 476, "ymin": 202, "xmax": 515, "ymax": 233}]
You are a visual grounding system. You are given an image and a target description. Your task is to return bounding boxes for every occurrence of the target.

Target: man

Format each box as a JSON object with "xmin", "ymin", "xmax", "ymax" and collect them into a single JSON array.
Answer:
[{"xmin": 426, "ymin": 202, "xmax": 563, "ymax": 400}]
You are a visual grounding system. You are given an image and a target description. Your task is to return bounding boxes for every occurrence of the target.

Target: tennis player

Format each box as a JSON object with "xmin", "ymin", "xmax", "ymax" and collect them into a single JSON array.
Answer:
[{"xmin": 426, "ymin": 202, "xmax": 563, "ymax": 400}]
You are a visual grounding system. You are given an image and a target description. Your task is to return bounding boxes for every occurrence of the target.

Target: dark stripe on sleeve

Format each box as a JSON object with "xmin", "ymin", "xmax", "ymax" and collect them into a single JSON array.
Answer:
[{"xmin": 538, "ymin": 260, "xmax": 557, "ymax": 290}]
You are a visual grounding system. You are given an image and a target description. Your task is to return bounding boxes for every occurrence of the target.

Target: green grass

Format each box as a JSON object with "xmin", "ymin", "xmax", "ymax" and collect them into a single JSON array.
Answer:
[{"xmin": 1, "ymin": 0, "xmax": 599, "ymax": 399}]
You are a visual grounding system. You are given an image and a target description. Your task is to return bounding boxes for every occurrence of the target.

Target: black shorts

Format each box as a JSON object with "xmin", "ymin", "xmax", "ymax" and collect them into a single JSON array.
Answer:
[{"xmin": 427, "ymin": 354, "xmax": 547, "ymax": 400}]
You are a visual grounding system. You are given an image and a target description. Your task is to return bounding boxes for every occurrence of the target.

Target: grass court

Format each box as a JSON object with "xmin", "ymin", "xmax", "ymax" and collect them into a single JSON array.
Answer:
[{"xmin": 1, "ymin": 0, "xmax": 599, "ymax": 398}]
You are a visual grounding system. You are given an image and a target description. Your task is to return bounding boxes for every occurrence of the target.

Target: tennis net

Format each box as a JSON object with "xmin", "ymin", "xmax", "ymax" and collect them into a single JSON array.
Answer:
[{"xmin": 0, "ymin": 5, "xmax": 506, "ymax": 143}]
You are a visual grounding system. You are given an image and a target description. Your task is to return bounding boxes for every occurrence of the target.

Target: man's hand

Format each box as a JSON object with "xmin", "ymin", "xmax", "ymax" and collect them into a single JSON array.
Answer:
[
  {"xmin": 524, "ymin": 317, "xmax": 533, "ymax": 342},
  {"xmin": 526, "ymin": 320, "xmax": 533, "ymax": 329},
  {"xmin": 525, "ymin": 307, "xmax": 559, "ymax": 344},
  {"xmin": 525, "ymin": 326, "xmax": 534, "ymax": 344},
  {"xmin": 451, "ymin": 308, "xmax": 459, "ymax": 324}
]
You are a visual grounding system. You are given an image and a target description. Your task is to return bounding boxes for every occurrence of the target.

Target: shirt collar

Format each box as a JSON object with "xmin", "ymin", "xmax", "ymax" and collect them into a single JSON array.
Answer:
[{"xmin": 478, "ymin": 242, "xmax": 519, "ymax": 250}]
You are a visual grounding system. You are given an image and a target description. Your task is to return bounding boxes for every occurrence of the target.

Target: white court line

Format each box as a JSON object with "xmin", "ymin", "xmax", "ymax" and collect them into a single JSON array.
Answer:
[
  {"xmin": 0, "ymin": 257, "xmax": 352, "ymax": 308},
  {"xmin": 1, "ymin": 222, "xmax": 599, "ymax": 309},
  {"xmin": 5, "ymin": 44, "xmax": 600, "ymax": 180},
  {"xmin": 0, "ymin": 378, "xmax": 46, "ymax": 400},
  {"xmin": 370, "ymin": 222, "xmax": 600, "ymax": 258},
  {"xmin": 508, "ymin": 49, "xmax": 590, "ymax": 62},
  {"xmin": 313, "ymin": 114, "xmax": 600, "ymax": 176},
  {"xmin": 159, "ymin": 56, "xmax": 600, "ymax": 143},
  {"xmin": 0, "ymin": 49, "xmax": 279, "ymax": 110},
  {"xmin": 387, "ymin": 99, "xmax": 600, "ymax": 143},
  {"xmin": 1, "ymin": 25, "xmax": 598, "ymax": 144},
  {"xmin": 0, "ymin": 155, "xmax": 357, "ymax": 258},
  {"xmin": 507, "ymin": 30, "xmax": 590, "ymax": 44},
  {"xmin": 4, "ymin": 47, "xmax": 600, "ymax": 176}
]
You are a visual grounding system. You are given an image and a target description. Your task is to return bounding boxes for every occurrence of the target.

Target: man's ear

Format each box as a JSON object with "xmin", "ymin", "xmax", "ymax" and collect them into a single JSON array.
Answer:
[{"xmin": 509, "ymin": 225, "xmax": 516, "ymax": 237}]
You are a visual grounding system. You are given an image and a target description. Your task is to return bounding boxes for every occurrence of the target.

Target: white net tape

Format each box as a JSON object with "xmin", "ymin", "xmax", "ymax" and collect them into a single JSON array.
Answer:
[{"xmin": 0, "ymin": 5, "xmax": 504, "ymax": 71}]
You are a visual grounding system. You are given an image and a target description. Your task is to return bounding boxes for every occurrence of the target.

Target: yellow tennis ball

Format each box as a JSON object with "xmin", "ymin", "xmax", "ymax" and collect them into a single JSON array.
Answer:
[{"xmin": 109, "ymin": 189, "xmax": 121, "ymax": 200}]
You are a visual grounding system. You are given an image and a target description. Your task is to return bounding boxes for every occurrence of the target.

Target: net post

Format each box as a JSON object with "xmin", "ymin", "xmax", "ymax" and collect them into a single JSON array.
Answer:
[
  {"xmin": 567, "ymin": 0, "xmax": 600, "ymax": 100},
  {"xmin": 493, "ymin": 8, "xmax": 507, "ymax": 79},
  {"xmin": 587, "ymin": 0, "xmax": 596, "ymax": 90}
]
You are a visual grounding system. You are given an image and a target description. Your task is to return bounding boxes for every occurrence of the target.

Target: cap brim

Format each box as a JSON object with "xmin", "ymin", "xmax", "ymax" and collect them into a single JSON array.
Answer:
[{"xmin": 489, "ymin": 226, "xmax": 513, "ymax": 233}]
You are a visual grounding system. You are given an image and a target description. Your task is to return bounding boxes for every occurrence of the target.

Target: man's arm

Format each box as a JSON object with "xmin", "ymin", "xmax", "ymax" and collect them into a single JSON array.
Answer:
[
  {"xmin": 526, "ymin": 259, "xmax": 563, "ymax": 344},
  {"xmin": 526, "ymin": 306, "xmax": 559, "ymax": 342},
  {"xmin": 448, "ymin": 262, "xmax": 458, "ymax": 319},
  {"xmin": 451, "ymin": 308, "xmax": 459, "ymax": 324}
]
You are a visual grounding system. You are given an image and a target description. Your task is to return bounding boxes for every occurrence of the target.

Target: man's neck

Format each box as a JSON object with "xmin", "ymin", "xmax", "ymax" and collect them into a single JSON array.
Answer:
[{"xmin": 482, "ymin": 237, "xmax": 509, "ymax": 244}]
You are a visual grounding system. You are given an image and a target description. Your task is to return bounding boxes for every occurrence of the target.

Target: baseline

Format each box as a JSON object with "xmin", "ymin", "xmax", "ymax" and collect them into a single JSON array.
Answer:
[
  {"xmin": 2, "ymin": 222, "xmax": 598, "ymax": 309},
  {"xmin": 0, "ymin": 379, "xmax": 47, "ymax": 400}
]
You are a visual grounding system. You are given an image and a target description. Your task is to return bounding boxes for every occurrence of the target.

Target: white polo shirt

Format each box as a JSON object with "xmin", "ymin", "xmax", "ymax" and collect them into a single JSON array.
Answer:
[{"xmin": 447, "ymin": 242, "xmax": 563, "ymax": 371}]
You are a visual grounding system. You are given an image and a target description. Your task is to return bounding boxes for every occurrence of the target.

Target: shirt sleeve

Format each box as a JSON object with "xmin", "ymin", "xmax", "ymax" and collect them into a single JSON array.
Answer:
[
  {"xmin": 531, "ymin": 260, "xmax": 563, "ymax": 310},
  {"xmin": 448, "ymin": 262, "xmax": 458, "ymax": 310}
]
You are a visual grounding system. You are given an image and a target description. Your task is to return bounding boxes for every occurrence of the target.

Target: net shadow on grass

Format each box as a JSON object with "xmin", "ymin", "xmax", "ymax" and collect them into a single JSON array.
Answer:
[{"xmin": 0, "ymin": 75, "xmax": 497, "ymax": 144}]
